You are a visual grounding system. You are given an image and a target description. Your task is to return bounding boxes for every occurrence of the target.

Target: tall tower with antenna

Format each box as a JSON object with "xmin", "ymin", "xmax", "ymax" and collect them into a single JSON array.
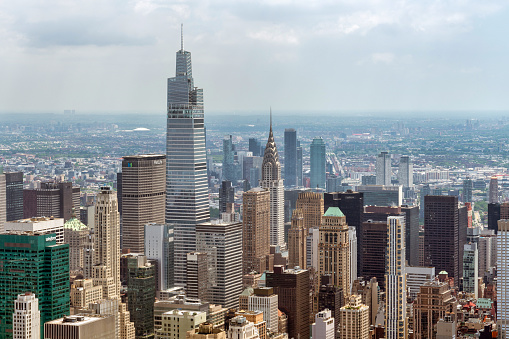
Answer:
[{"xmin": 166, "ymin": 25, "xmax": 209, "ymax": 287}]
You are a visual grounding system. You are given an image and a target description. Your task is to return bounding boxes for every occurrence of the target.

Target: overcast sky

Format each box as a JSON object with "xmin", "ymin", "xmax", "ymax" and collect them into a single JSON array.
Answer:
[{"xmin": 1, "ymin": 0, "xmax": 508, "ymax": 114}]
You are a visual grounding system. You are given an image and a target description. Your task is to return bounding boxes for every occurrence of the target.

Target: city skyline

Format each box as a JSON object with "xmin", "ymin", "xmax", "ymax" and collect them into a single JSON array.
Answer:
[{"xmin": 1, "ymin": 1, "xmax": 509, "ymax": 113}]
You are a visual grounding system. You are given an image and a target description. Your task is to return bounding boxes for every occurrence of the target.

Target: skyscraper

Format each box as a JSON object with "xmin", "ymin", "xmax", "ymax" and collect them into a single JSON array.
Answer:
[
  {"xmin": 296, "ymin": 191, "xmax": 324, "ymax": 229},
  {"xmin": 463, "ymin": 177, "xmax": 473, "ymax": 203},
  {"xmin": 144, "ymin": 223, "xmax": 174, "ymax": 291},
  {"xmin": 121, "ymin": 154, "xmax": 166, "ymax": 253},
  {"xmin": 385, "ymin": 216, "xmax": 407, "ymax": 339},
  {"xmin": 166, "ymin": 29, "xmax": 209, "ymax": 286},
  {"xmin": 401, "ymin": 205, "xmax": 419, "ymax": 267},
  {"xmin": 463, "ymin": 242, "xmax": 478, "ymax": 298},
  {"xmin": 489, "ymin": 176, "xmax": 498, "ymax": 204},
  {"xmin": 13, "ymin": 293, "xmax": 40, "ymax": 339},
  {"xmin": 223, "ymin": 135, "xmax": 236, "ymax": 182},
  {"xmin": 498, "ymin": 219, "xmax": 509, "ymax": 337},
  {"xmin": 397, "ymin": 156, "xmax": 413, "ymax": 188},
  {"xmin": 5, "ymin": 172, "xmax": 23, "ymax": 222},
  {"xmin": 23, "ymin": 182, "xmax": 80, "ymax": 222},
  {"xmin": 339, "ymin": 295, "xmax": 369, "ymax": 339},
  {"xmin": 297, "ymin": 144, "xmax": 303, "ymax": 187},
  {"xmin": 260, "ymin": 114, "xmax": 285, "ymax": 249},
  {"xmin": 64, "ymin": 213, "xmax": 90, "ymax": 276},
  {"xmin": 284, "ymin": 129, "xmax": 297, "ymax": 187},
  {"xmin": 375, "ymin": 152, "xmax": 391, "ymax": 186},
  {"xmin": 242, "ymin": 187, "xmax": 271, "ymax": 275},
  {"xmin": 319, "ymin": 207, "xmax": 350, "ymax": 303},
  {"xmin": 310, "ymin": 137, "xmax": 326, "ymax": 189},
  {"xmin": 219, "ymin": 181, "xmax": 234, "ymax": 214},
  {"xmin": 288, "ymin": 209, "xmax": 307, "ymax": 269}
]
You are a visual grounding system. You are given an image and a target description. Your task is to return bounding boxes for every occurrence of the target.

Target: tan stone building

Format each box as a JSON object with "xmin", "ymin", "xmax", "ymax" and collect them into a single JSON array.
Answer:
[
  {"xmin": 318, "ymin": 207, "xmax": 350, "ymax": 303},
  {"xmin": 339, "ymin": 295, "xmax": 369, "ymax": 339},
  {"xmin": 187, "ymin": 323, "xmax": 226, "ymax": 339},
  {"xmin": 70, "ymin": 279, "xmax": 103, "ymax": 310},
  {"xmin": 235, "ymin": 310, "xmax": 267, "ymax": 339},
  {"xmin": 242, "ymin": 188, "xmax": 272, "ymax": 275},
  {"xmin": 64, "ymin": 214, "xmax": 90, "ymax": 276},
  {"xmin": 296, "ymin": 192, "xmax": 323, "ymax": 229},
  {"xmin": 288, "ymin": 209, "xmax": 307, "ymax": 269},
  {"xmin": 44, "ymin": 314, "xmax": 115, "ymax": 339}
]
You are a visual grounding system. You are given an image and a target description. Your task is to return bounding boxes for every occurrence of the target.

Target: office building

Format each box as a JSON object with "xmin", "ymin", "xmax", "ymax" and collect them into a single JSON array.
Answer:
[
  {"xmin": 91, "ymin": 187, "xmax": 134, "ymax": 339},
  {"xmin": 489, "ymin": 176, "xmax": 498, "ymax": 204},
  {"xmin": 498, "ymin": 219, "xmax": 509, "ymax": 337},
  {"xmin": 145, "ymin": 223, "xmax": 174, "ymax": 291},
  {"xmin": 317, "ymin": 275, "xmax": 342, "ymax": 338},
  {"xmin": 297, "ymin": 144, "xmax": 303, "ymax": 187},
  {"xmin": 5, "ymin": 172, "xmax": 23, "ymax": 222},
  {"xmin": 284, "ymin": 129, "xmax": 298, "ymax": 187},
  {"xmin": 266, "ymin": 266, "xmax": 310, "ymax": 339},
  {"xmin": 463, "ymin": 242, "xmax": 478, "ymax": 298},
  {"xmin": 401, "ymin": 205, "xmax": 419, "ymax": 266},
  {"xmin": 23, "ymin": 182, "xmax": 80, "ymax": 221},
  {"xmin": 186, "ymin": 252, "xmax": 208, "ymax": 301},
  {"xmin": 413, "ymin": 280, "xmax": 457, "ymax": 339},
  {"xmin": 44, "ymin": 315, "xmax": 116, "ymax": 339},
  {"xmin": 312, "ymin": 309, "xmax": 334, "ymax": 339},
  {"xmin": 351, "ymin": 278, "xmax": 379, "ymax": 326},
  {"xmin": 397, "ymin": 156, "xmax": 412, "ymax": 188},
  {"xmin": 0, "ymin": 232, "xmax": 69, "ymax": 339},
  {"xmin": 70, "ymin": 279, "xmax": 103, "ymax": 310},
  {"xmin": 5, "ymin": 216, "xmax": 64, "ymax": 243},
  {"xmin": 249, "ymin": 138, "xmax": 264, "ymax": 157},
  {"xmin": 219, "ymin": 181, "xmax": 234, "ymax": 214},
  {"xmin": 157, "ymin": 310, "xmax": 207, "ymax": 339},
  {"xmin": 284, "ymin": 188, "xmax": 310, "ymax": 223},
  {"xmin": 248, "ymin": 287, "xmax": 278, "ymax": 333},
  {"xmin": 296, "ymin": 191, "xmax": 324, "ymax": 229},
  {"xmin": 126, "ymin": 254, "xmax": 156, "ymax": 339},
  {"xmin": 310, "ymin": 137, "xmax": 326, "ymax": 189},
  {"xmin": 319, "ymin": 207, "xmax": 350, "ymax": 302},
  {"xmin": 234, "ymin": 311, "xmax": 266, "ymax": 339},
  {"xmin": 12, "ymin": 293, "xmax": 39, "ymax": 339},
  {"xmin": 120, "ymin": 154, "xmax": 166, "ymax": 253},
  {"xmin": 260, "ymin": 114, "xmax": 285, "ymax": 248},
  {"xmin": 306, "ymin": 227, "xmax": 319, "ymax": 270},
  {"xmin": 242, "ymin": 188, "xmax": 271, "ymax": 275},
  {"xmin": 223, "ymin": 135, "xmax": 236, "ymax": 182},
  {"xmin": 339, "ymin": 295, "xmax": 369, "ymax": 339},
  {"xmin": 375, "ymin": 152, "xmax": 391, "ymax": 186},
  {"xmin": 405, "ymin": 266, "xmax": 435, "ymax": 300},
  {"xmin": 357, "ymin": 185, "xmax": 402, "ymax": 207},
  {"xmin": 478, "ymin": 229, "xmax": 497, "ymax": 277},
  {"xmin": 424, "ymin": 195, "xmax": 464, "ymax": 282},
  {"xmin": 243, "ymin": 156, "xmax": 263, "ymax": 188},
  {"xmin": 359, "ymin": 219, "xmax": 387, "ymax": 288},
  {"xmin": 228, "ymin": 316, "xmax": 260, "ymax": 339},
  {"xmin": 463, "ymin": 177, "xmax": 473, "ymax": 203},
  {"xmin": 487, "ymin": 202, "xmax": 509, "ymax": 233},
  {"xmin": 196, "ymin": 222, "xmax": 243, "ymax": 309},
  {"xmin": 288, "ymin": 209, "xmax": 307, "ymax": 269},
  {"xmin": 348, "ymin": 226, "xmax": 357, "ymax": 290},
  {"xmin": 166, "ymin": 31, "xmax": 210, "ymax": 287},
  {"xmin": 385, "ymin": 216, "xmax": 407, "ymax": 339},
  {"xmin": 64, "ymin": 212, "xmax": 90, "ymax": 276}
]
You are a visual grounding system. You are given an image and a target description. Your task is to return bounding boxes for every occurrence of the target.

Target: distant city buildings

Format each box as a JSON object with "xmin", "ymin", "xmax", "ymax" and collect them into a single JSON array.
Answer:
[{"xmin": 284, "ymin": 129, "xmax": 298, "ymax": 187}]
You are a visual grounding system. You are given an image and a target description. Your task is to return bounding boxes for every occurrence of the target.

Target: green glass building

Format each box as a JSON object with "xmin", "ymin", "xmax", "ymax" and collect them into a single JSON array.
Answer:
[{"xmin": 0, "ymin": 232, "xmax": 69, "ymax": 339}]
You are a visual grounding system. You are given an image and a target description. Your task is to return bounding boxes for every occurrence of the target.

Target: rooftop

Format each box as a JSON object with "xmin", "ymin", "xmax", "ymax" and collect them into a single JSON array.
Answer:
[{"xmin": 323, "ymin": 207, "xmax": 345, "ymax": 217}]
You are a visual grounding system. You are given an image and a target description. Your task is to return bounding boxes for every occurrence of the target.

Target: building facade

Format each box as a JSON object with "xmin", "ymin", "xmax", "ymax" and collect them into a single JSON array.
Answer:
[
  {"xmin": 144, "ymin": 223, "xmax": 174, "ymax": 291},
  {"xmin": 288, "ymin": 209, "xmax": 307, "ymax": 269},
  {"xmin": 397, "ymin": 156, "xmax": 412, "ymax": 188},
  {"xmin": 310, "ymin": 137, "xmax": 326, "ymax": 189},
  {"xmin": 284, "ymin": 129, "xmax": 297, "ymax": 187},
  {"xmin": 12, "ymin": 293, "xmax": 40, "ymax": 339},
  {"xmin": 498, "ymin": 219, "xmax": 509, "ymax": 337},
  {"xmin": 312, "ymin": 309, "xmax": 334, "ymax": 339},
  {"xmin": 339, "ymin": 295, "xmax": 369, "ymax": 339},
  {"xmin": 121, "ymin": 154, "xmax": 166, "ymax": 253},
  {"xmin": 5, "ymin": 172, "xmax": 23, "ymax": 222},
  {"xmin": 375, "ymin": 152, "xmax": 391, "ymax": 186}
]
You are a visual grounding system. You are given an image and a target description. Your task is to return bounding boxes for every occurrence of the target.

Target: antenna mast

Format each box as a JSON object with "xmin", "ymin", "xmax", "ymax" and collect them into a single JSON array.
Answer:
[{"xmin": 181, "ymin": 23, "xmax": 184, "ymax": 51}]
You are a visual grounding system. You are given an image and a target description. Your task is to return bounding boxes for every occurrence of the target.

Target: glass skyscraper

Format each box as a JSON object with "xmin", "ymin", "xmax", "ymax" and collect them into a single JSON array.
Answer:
[
  {"xmin": 166, "ymin": 30, "xmax": 209, "ymax": 286},
  {"xmin": 310, "ymin": 137, "xmax": 326, "ymax": 189},
  {"xmin": 284, "ymin": 129, "xmax": 297, "ymax": 187}
]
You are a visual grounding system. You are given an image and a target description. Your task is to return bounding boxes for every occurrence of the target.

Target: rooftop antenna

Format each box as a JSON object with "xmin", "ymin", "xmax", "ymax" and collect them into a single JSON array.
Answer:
[
  {"xmin": 181, "ymin": 23, "xmax": 184, "ymax": 51},
  {"xmin": 270, "ymin": 107, "xmax": 272, "ymax": 131}
]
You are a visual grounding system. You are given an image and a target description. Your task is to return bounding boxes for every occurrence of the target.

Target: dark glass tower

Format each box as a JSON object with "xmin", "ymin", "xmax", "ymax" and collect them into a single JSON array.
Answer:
[
  {"xmin": 284, "ymin": 129, "xmax": 297, "ymax": 187},
  {"xmin": 166, "ymin": 28, "xmax": 209, "ymax": 286},
  {"xmin": 5, "ymin": 172, "xmax": 23, "ymax": 221}
]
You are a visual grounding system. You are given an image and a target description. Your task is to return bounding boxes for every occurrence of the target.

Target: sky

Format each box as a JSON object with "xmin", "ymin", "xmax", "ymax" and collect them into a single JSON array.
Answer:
[{"xmin": 1, "ymin": 0, "xmax": 509, "ymax": 114}]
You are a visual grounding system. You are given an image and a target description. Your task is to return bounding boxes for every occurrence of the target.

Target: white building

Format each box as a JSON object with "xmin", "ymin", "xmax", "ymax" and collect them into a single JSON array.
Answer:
[
  {"xmin": 312, "ymin": 309, "xmax": 334, "ymax": 339},
  {"xmin": 349, "ymin": 226, "xmax": 357, "ymax": 292},
  {"xmin": 13, "ymin": 293, "xmax": 40, "ymax": 339},
  {"xmin": 498, "ymin": 220, "xmax": 509, "ymax": 337},
  {"xmin": 398, "ymin": 156, "xmax": 413, "ymax": 188},
  {"xmin": 227, "ymin": 316, "xmax": 259, "ymax": 339},
  {"xmin": 155, "ymin": 310, "xmax": 206, "ymax": 339},
  {"xmin": 5, "ymin": 217, "xmax": 64, "ymax": 243},
  {"xmin": 306, "ymin": 227, "xmax": 319, "ymax": 270},
  {"xmin": 248, "ymin": 287, "xmax": 278, "ymax": 333},
  {"xmin": 385, "ymin": 216, "xmax": 407, "ymax": 339},
  {"xmin": 406, "ymin": 266, "xmax": 435, "ymax": 300},
  {"xmin": 145, "ymin": 223, "xmax": 174, "ymax": 291}
]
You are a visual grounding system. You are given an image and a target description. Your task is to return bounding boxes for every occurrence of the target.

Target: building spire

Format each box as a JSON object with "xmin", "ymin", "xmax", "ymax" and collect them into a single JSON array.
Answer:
[
  {"xmin": 181, "ymin": 23, "xmax": 184, "ymax": 51},
  {"xmin": 270, "ymin": 107, "xmax": 272, "ymax": 132}
]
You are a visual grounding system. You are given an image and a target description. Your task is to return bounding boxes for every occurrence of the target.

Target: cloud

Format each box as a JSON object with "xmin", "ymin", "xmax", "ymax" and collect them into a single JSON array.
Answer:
[
  {"xmin": 248, "ymin": 25, "xmax": 300, "ymax": 45},
  {"xmin": 371, "ymin": 52, "xmax": 395, "ymax": 64}
]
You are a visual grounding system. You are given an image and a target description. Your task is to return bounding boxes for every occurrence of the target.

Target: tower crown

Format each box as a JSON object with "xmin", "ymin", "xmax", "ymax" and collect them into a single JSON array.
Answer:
[{"xmin": 262, "ymin": 111, "xmax": 281, "ymax": 181}]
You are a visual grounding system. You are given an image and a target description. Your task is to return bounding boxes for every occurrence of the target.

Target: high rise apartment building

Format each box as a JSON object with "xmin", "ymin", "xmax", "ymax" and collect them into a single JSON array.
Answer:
[
  {"xmin": 13, "ymin": 293, "xmax": 40, "ymax": 339},
  {"xmin": 23, "ymin": 182, "xmax": 80, "ymax": 221},
  {"xmin": 319, "ymin": 207, "xmax": 350, "ymax": 302},
  {"xmin": 375, "ymin": 152, "xmax": 391, "ymax": 186},
  {"xmin": 120, "ymin": 154, "xmax": 166, "ymax": 253},
  {"xmin": 260, "ymin": 116, "xmax": 285, "ymax": 248},
  {"xmin": 5, "ymin": 172, "xmax": 23, "ymax": 222},
  {"xmin": 242, "ymin": 187, "xmax": 271, "ymax": 275},
  {"xmin": 284, "ymin": 129, "xmax": 298, "ymax": 187},
  {"xmin": 196, "ymin": 222, "xmax": 243, "ymax": 309},
  {"xmin": 0, "ymin": 232, "xmax": 69, "ymax": 339},
  {"xmin": 498, "ymin": 219, "xmax": 509, "ymax": 337},
  {"xmin": 310, "ymin": 137, "xmax": 326, "ymax": 189},
  {"xmin": 385, "ymin": 216, "xmax": 407, "ymax": 339},
  {"xmin": 397, "ymin": 156, "xmax": 413, "ymax": 188},
  {"xmin": 166, "ymin": 31, "xmax": 209, "ymax": 286}
]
